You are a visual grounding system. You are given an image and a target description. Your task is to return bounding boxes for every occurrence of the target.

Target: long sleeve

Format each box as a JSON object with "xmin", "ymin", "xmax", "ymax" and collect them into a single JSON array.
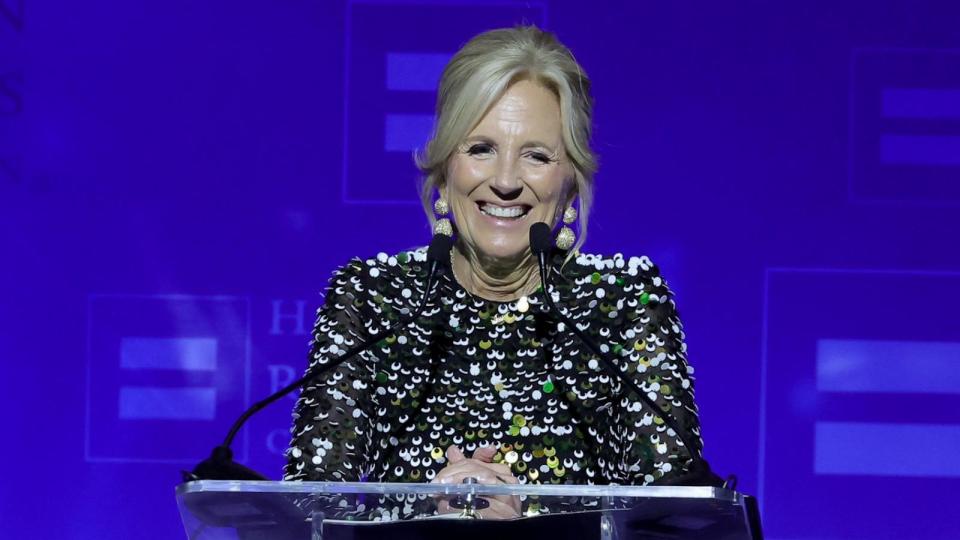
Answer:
[
  {"xmin": 284, "ymin": 249, "xmax": 712, "ymax": 494},
  {"xmin": 609, "ymin": 256, "xmax": 704, "ymax": 484},
  {"xmin": 283, "ymin": 258, "xmax": 378, "ymax": 482}
]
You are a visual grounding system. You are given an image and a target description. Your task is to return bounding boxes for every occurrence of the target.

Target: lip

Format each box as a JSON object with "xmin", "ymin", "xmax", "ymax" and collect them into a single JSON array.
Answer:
[{"xmin": 474, "ymin": 201, "xmax": 532, "ymax": 226}]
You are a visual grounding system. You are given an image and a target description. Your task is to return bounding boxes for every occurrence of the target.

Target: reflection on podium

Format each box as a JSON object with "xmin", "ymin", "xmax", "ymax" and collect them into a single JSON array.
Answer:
[{"xmin": 177, "ymin": 480, "xmax": 763, "ymax": 539}]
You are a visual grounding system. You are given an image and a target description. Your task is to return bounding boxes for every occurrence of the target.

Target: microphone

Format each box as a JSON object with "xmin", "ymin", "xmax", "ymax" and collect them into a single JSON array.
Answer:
[
  {"xmin": 185, "ymin": 234, "xmax": 454, "ymax": 481},
  {"xmin": 529, "ymin": 223, "xmax": 720, "ymax": 486}
]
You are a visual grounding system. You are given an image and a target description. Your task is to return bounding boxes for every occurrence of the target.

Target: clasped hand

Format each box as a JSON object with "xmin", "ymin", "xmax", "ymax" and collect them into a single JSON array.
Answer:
[{"xmin": 431, "ymin": 445, "xmax": 521, "ymax": 520}]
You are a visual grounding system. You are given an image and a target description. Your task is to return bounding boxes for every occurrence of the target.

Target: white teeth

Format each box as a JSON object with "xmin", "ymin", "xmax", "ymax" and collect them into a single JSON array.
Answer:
[{"xmin": 480, "ymin": 204, "xmax": 527, "ymax": 218}]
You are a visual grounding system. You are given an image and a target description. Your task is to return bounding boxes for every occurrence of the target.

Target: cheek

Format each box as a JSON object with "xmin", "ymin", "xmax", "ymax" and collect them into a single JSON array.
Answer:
[
  {"xmin": 447, "ymin": 155, "xmax": 491, "ymax": 191},
  {"xmin": 527, "ymin": 167, "xmax": 571, "ymax": 203}
]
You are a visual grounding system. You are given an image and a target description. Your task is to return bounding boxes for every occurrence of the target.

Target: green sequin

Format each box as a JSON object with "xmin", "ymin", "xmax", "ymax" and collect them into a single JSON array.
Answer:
[
  {"xmin": 590, "ymin": 272, "xmax": 602, "ymax": 284},
  {"xmin": 640, "ymin": 292, "xmax": 651, "ymax": 305},
  {"xmin": 542, "ymin": 379, "xmax": 555, "ymax": 393}
]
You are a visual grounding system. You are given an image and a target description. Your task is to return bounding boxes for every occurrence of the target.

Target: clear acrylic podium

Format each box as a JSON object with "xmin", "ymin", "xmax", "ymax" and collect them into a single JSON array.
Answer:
[{"xmin": 176, "ymin": 480, "xmax": 763, "ymax": 539}]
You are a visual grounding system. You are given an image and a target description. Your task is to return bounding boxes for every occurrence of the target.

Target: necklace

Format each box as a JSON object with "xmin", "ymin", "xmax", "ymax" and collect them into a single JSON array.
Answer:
[{"xmin": 449, "ymin": 250, "xmax": 537, "ymax": 325}]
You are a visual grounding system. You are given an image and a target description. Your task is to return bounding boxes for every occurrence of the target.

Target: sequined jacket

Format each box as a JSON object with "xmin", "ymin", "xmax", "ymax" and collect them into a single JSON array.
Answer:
[{"xmin": 284, "ymin": 248, "xmax": 705, "ymax": 514}]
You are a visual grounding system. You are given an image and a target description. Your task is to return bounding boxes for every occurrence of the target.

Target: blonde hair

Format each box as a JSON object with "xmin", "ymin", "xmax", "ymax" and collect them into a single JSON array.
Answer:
[{"xmin": 416, "ymin": 26, "xmax": 597, "ymax": 258}]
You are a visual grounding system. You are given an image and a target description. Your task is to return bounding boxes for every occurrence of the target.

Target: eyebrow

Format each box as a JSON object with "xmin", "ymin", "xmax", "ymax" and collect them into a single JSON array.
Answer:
[{"xmin": 463, "ymin": 135, "xmax": 558, "ymax": 152}]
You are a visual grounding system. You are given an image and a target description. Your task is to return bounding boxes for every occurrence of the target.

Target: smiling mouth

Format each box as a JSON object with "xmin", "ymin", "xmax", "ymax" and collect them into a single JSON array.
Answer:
[{"xmin": 477, "ymin": 201, "xmax": 532, "ymax": 219}]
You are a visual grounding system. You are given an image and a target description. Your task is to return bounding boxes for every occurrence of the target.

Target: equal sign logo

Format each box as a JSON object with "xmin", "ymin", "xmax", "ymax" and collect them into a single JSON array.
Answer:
[
  {"xmin": 761, "ymin": 269, "xmax": 960, "ymax": 539},
  {"xmin": 117, "ymin": 337, "xmax": 219, "ymax": 421},
  {"xmin": 383, "ymin": 52, "xmax": 451, "ymax": 156},
  {"xmin": 815, "ymin": 338, "xmax": 960, "ymax": 478},
  {"xmin": 880, "ymin": 89, "xmax": 960, "ymax": 168},
  {"xmin": 86, "ymin": 295, "xmax": 250, "ymax": 463},
  {"xmin": 850, "ymin": 48, "xmax": 960, "ymax": 203},
  {"xmin": 341, "ymin": 0, "xmax": 546, "ymax": 204}
]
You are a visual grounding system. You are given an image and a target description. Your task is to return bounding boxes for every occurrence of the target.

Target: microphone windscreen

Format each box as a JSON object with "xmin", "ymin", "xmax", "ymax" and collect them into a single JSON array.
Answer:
[
  {"xmin": 426, "ymin": 234, "xmax": 454, "ymax": 266},
  {"xmin": 529, "ymin": 222, "xmax": 553, "ymax": 256}
]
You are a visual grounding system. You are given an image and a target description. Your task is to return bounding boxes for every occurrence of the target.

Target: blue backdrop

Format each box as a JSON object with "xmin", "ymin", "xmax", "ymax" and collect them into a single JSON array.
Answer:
[{"xmin": 2, "ymin": 1, "xmax": 959, "ymax": 538}]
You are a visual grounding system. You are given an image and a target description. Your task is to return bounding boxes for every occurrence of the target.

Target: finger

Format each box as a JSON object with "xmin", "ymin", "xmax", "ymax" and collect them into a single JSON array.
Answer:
[
  {"xmin": 435, "ymin": 468, "xmax": 519, "ymax": 490},
  {"xmin": 469, "ymin": 460, "xmax": 515, "ymax": 478},
  {"xmin": 447, "ymin": 457, "xmax": 514, "ymax": 476},
  {"xmin": 431, "ymin": 459, "xmax": 466, "ymax": 484},
  {"xmin": 435, "ymin": 465, "xmax": 501, "ymax": 486},
  {"xmin": 446, "ymin": 445, "xmax": 465, "ymax": 463},
  {"xmin": 435, "ymin": 494, "xmax": 520, "ymax": 519},
  {"xmin": 486, "ymin": 462, "xmax": 515, "ymax": 477},
  {"xmin": 452, "ymin": 461, "xmax": 516, "ymax": 484},
  {"xmin": 436, "ymin": 469, "xmax": 499, "ymax": 486},
  {"xmin": 432, "ymin": 460, "xmax": 487, "ymax": 484},
  {"xmin": 487, "ymin": 488, "xmax": 522, "ymax": 514},
  {"xmin": 496, "ymin": 470, "xmax": 520, "ymax": 484},
  {"xmin": 472, "ymin": 446, "xmax": 498, "ymax": 462},
  {"xmin": 434, "ymin": 460, "xmax": 510, "ymax": 483},
  {"xmin": 478, "ymin": 498, "xmax": 521, "ymax": 520}
]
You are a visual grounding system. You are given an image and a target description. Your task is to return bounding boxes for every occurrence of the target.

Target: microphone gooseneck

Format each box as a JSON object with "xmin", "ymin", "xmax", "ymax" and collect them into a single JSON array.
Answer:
[
  {"xmin": 528, "ymin": 223, "xmax": 716, "ymax": 483},
  {"xmin": 186, "ymin": 235, "xmax": 454, "ymax": 481}
]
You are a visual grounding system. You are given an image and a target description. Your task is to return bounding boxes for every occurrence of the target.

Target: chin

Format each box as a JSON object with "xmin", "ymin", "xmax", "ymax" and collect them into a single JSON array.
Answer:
[{"xmin": 475, "ymin": 239, "xmax": 528, "ymax": 262}]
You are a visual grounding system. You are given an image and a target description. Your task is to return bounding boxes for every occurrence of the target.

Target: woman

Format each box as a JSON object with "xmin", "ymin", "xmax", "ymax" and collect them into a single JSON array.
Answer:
[{"xmin": 284, "ymin": 26, "xmax": 714, "ymax": 519}]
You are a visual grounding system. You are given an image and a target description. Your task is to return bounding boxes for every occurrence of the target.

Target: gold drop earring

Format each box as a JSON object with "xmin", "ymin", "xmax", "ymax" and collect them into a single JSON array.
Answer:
[
  {"xmin": 433, "ymin": 197, "xmax": 453, "ymax": 237},
  {"xmin": 555, "ymin": 205, "xmax": 577, "ymax": 250}
]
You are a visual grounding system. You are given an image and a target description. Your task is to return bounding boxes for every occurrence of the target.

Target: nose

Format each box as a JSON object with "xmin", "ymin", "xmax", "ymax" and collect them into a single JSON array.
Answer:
[{"xmin": 490, "ymin": 159, "xmax": 523, "ymax": 201}]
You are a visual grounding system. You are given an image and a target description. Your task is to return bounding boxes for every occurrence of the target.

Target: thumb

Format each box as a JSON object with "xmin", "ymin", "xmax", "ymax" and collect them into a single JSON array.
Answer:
[
  {"xmin": 446, "ymin": 445, "xmax": 465, "ymax": 463},
  {"xmin": 472, "ymin": 445, "xmax": 498, "ymax": 463}
]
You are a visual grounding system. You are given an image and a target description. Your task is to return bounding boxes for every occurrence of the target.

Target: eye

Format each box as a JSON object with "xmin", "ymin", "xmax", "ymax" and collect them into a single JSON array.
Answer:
[
  {"xmin": 527, "ymin": 152, "xmax": 552, "ymax": 164},
  {"xmin": 466, "ymin": 143, "xmax": 494, "ymax": 156}
]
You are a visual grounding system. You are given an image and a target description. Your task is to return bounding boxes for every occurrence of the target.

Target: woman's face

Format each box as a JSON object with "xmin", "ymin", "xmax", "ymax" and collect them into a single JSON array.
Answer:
[{"xmin": 444, "ymin": 79, "xmax": 575, "ymax": 262}]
